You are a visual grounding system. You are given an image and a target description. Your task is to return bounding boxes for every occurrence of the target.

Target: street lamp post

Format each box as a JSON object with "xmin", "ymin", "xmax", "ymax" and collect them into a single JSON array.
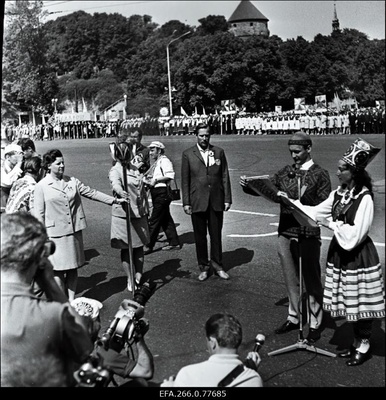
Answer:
[
  {"xmin": 123, "ymin": 94, "xmax": 127, "ymax": 120},
  {"xmin": 167, "ymin": 31, "xmax": 191, "ymax": 117},
  {"xmin": 51, "ymin": 98, "xmax": 58, "ymax": 113}
]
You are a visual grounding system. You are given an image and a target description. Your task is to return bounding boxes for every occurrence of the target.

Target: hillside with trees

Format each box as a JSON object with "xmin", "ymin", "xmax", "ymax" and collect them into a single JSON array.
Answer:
[{"xmin": 2, "ymin": 1, "xmax": 385, "ymax": 119}]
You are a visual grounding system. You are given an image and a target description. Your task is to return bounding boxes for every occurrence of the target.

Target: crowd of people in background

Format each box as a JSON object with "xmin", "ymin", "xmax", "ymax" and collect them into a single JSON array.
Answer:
[
  {"xmin": 234, "ymin": 108, "xmax": 385, "ymax": 136},
  {"xmin": 2, "ymin": 120, "xmax": 122, "ymax": 142},
  {"xmin": 2, "ymin": 106, "xmax": 385, "ymax": 143}
]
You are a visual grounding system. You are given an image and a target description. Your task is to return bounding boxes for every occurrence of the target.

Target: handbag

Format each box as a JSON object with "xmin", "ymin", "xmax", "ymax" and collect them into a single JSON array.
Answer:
[
  {"xmin": 159, "ymin": 163, "xmax": 181, "ymax": 201},
  {"xmin": 167, "ymin": 179, "xmax": 181, "ymax": 201}
]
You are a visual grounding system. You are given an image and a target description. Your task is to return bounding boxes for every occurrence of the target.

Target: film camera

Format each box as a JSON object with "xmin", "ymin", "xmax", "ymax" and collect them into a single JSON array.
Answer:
[
  {"xmin": 97, "ymin": 281, "xmax": 155, "ymax": 352},
  {"xmin": 74, "ymin": 281, "xmax": 155, "ymax": 387}
]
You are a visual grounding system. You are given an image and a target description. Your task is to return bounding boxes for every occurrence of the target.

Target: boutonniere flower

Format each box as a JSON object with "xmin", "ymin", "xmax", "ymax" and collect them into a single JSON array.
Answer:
[{"xmin": 208, "ymin": 151, "xmax": 215, "ymax": 166}]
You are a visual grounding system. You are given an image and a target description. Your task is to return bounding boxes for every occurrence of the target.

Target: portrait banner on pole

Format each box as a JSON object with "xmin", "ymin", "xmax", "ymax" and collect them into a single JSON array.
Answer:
[
  {"xmin": 294, "ymin": 97, "xmax": 306, "ymax": 111},
  {"xmin": 315, "ymin": 95, "xmax": 327, "ymax": 109},
  {"xmin": 221, "ymin": 99, "xmax": 236, "ymax": 112}
]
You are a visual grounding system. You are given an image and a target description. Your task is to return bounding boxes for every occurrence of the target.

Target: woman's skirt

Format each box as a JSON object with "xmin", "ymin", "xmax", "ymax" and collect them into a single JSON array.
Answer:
[
  {"xmin": 111, "ymin": 215, "xmax": 150, "ymax": 249},
  {"xmin": 323, "ymin": 236, "xmax": 385, "ymax": 321},
  {"xmin": 49, "ymin": 231, "xmax": 85, "ymax": 271}
]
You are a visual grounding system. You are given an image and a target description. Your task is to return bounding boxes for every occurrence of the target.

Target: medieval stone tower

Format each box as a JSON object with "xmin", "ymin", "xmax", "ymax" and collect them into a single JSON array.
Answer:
[{"xmin": 228, "ymin": 0, "xmax": 269, "ymax": 39}]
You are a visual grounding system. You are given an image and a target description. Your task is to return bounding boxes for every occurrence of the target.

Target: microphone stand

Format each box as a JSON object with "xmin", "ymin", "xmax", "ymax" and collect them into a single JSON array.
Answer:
[{"xmin": 268, "ymin": 173, "xmax": 335, "ymax": 358}]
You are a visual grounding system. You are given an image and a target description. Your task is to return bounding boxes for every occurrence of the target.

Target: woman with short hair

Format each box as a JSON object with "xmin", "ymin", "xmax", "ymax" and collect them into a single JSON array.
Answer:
[{"xmin": 32, "ymin": 149, "xmax": 126, "ymax": 301}]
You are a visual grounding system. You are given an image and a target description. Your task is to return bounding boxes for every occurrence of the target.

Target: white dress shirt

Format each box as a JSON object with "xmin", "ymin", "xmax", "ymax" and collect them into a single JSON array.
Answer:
[{"xmin": 197, "ymin": 144, "xmax": 209, "ymax": 166}]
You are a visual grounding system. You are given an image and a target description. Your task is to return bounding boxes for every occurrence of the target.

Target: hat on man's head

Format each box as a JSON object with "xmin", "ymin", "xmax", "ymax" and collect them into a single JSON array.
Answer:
[
  {"xmin": 288, "ymin": 131, "xmax": 312, "ymax": 147},
  {"xmin": 148, "ymin": 141, "xmax": 165, "ymax": 150},
  {"xmin": 3, "ymin": 143, "xmax": 23, "ymax": 156},
  {"xmin": 341, "ymin": 138, "xmax": 381, "ymax": 170}
]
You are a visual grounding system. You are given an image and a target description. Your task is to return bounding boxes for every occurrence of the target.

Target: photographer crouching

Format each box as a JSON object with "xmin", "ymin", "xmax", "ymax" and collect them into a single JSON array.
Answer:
[
  {"xmin": 72, "ymin": 282, "xmax": 155, "ymax": 387},
  {"xmin": 161, "ymin": 313, "xmax": 264, "ymax": 387}
]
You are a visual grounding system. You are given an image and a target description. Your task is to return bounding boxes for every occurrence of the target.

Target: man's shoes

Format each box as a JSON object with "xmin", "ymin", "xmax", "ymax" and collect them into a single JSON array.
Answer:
[
  {"xmin": 216, "ymin": 270, "xmax": 230, "ymax": 280},
  {"xmin": 275, "ymin": 320, "xmax": 300, "ymax": 334},
  {"xmin": 338, "ymin": 346, "xmax": 355, "ymax": 358},
  {"xmin": 306, "ymin": 328, "xmax": 321, "ymax": 343},
  {"xmin": 162, "ymin": 245, "xmax": 181, "ymax": 251},
  {"xmin": 198, "ymin": 271, "xmax": 209, "ymax": 281},
  {"xmin": 346, "ymin": 349, "xmax": 372, "ymax": 366},
  {"xmin": 143, "ymin": 246, "xmax": 153, "ymax": 255}
]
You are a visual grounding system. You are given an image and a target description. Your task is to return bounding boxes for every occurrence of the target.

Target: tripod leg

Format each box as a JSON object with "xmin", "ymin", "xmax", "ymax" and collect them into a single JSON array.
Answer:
[
  {"xmin": 304, "ymin": 344, "xmax": 336, "ymax": 357},
  {"xmin": 269, "ymin": 233, "xmax": 335, "ymax": 358},
  {"xmin": 268, "ymin": 343, "xmax": 301, "ymax": 356}
]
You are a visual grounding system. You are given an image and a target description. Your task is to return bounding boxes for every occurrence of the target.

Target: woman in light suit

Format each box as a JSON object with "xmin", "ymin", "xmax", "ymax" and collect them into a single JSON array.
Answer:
[
  {"xmin": 33, "ymin": 149, "xmax": 125, "ymax": 301},
  {"xmin": 109, "ymin": 142, "xmax": 150, "ymax": 290}
]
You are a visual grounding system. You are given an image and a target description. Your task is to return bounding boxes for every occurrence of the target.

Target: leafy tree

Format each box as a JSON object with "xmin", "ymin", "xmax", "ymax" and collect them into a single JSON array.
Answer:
[
  {"xmin": 351, "ymin": 39, "xmax": 385, "ymax": 105},
  {"xmin": 196, "ymin": 15, "xmax": 229, "ymax": 35},
  {"xmin": 3, "ymin": 6, "xmax": 384, "ymax": 118},
  {"xmin": 157, "ymin": 20, "xmax": 191, "ymax": 38},
  {"xmin": 58, "ymin": 69, "xmax": 125, "ymax": 112},
  {"xmin": 3, "ymin": 0, "xmax": 58, "ymax": 114},
  {"xmin": 126, "ymin": 91, "xmax": 161, "ymax": 117},
  {"xmin": 44, "ymin": 12, "xmax": 158, "ymax": 82}
]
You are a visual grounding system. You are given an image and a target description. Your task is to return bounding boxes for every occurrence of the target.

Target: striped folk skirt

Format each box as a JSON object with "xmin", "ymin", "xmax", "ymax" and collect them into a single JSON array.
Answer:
[{"xmin": 323, "ymin": 236, "xmax": 385, "ymax": 321}]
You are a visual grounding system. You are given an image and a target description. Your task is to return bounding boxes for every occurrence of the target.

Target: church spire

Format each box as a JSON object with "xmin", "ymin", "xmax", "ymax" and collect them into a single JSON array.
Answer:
[{"xmin": 332, "ymin": 1, "xmax": 341, "ymax": 33}]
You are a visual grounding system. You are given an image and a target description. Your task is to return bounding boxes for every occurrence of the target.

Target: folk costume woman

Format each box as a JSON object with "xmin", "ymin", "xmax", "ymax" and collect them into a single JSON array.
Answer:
[{"xmin": 300, "ymin": 138, "xmax": 385, "ymax": 366}]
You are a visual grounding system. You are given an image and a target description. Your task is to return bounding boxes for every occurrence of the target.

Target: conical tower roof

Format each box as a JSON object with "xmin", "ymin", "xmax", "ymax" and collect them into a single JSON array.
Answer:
[{"xmin": 228, "ymin": 0, "xmax": 269, "ymax": 22}]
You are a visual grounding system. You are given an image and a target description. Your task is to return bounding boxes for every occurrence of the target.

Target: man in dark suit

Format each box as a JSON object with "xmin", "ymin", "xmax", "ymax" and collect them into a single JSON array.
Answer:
[
  {"xmin": 112, "ymin": 125, "xmax": 150, "ymax": 174},
  {"xmin": 128, "ymin": 128, "xmax": 150, "ymax": 173},
  {"xmin": 348, "ymin": 110, "xmax": 357, "ymax": 135},
  {"xmin": 181, "ymin": 123, "xmax": 232, "ymax": 281}
]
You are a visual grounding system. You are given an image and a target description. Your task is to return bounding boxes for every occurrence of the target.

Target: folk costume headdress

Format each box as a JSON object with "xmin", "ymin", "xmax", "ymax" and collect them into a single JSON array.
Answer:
[{"xmin": 341, "ymin": 138, "xmax": 381, "ymax": 170}]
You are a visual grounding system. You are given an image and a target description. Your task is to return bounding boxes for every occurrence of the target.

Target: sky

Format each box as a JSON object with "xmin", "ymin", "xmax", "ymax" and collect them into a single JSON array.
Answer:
[{"xmin": 40, "ymin": 1, "xmax": 385, "ymax": 41}]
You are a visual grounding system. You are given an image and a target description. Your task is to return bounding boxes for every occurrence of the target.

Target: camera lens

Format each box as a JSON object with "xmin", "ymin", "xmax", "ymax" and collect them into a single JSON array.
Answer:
[{"xmin": 133, "ymin": 282, "xmax": 155, "ymax": 306}]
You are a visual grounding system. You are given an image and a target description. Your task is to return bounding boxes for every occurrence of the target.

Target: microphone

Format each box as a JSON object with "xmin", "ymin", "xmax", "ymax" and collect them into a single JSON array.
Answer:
[{"xmin": 253, "ymin": 334, "xmax": 265, "ymax": 352}]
